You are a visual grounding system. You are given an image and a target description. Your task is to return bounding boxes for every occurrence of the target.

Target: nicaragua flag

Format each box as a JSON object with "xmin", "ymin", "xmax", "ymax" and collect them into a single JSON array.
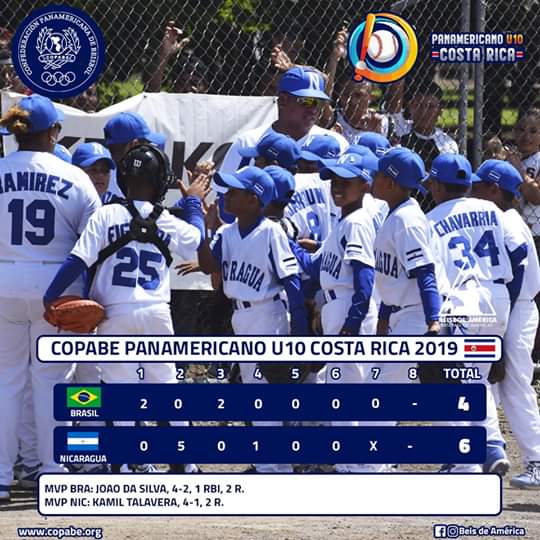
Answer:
[
  {"xmin": 67, "ymin": 432, "xmax": 99, "ymax": 451},
  {"xmin": 463, "ymin": 338, "xmax": 498, "ymax": 359}
]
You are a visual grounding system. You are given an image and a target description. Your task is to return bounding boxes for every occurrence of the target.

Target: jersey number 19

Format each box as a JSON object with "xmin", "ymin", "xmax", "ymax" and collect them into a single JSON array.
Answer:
[{"xmin": 8, "ymin": 198, "xmax": 55, "ymax": 245}]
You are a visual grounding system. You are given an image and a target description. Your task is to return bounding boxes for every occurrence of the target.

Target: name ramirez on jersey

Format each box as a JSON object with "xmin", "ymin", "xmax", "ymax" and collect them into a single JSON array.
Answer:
[{"xmin": 0, "ymin": 170, "xmax": 73, "ymax": 198}]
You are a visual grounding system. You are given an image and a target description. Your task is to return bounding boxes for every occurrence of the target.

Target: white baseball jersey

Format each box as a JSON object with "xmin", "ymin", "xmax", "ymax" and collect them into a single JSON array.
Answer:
[
  {"xmin": 219, "ymin": 124, "xmax": 349, "ymax": 174},
  {"xmin": 336, "ymin": 110, "xmax": 389, "ymax": 143},
  {"xmin": 210, "ymin": 218, "xmax": 299, "ymax": 302},
  {"xmin": 519, "ymin": 151, "xmax": 540, "ymax": 235},
  {"xmin": 427, "ymin": 197, "xmax": 519, "ymax": 286},
  {"xmin": 0, "ymin": 151, "xmax": 100, "ymax": 299},
  {"xmin": 320, "ymin": 194, "xmax": 387, "ymax": 292},
  {"xmin": 503, "ymin": 208, "xmax": 540, "ymax": 300},
  {"xmin": 285, "ymin": 173, "xmax": 333, "ymax": 242},
  {"xmin": 374, "ymin": 198, "xmax": 443, "ymax": 308},
  {"xmin": 72, "ymin": 201, "xmax": 201, "ymax": 307}
]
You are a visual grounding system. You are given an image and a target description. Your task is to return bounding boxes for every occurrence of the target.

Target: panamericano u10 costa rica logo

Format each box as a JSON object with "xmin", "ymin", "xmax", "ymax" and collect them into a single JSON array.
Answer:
[{"xmin": 347, "ymin": 12, "xmax": 418, "ymax": 84}]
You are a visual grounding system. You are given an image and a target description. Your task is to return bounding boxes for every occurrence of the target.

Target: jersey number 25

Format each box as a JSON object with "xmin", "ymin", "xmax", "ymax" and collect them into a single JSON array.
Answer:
[{"xmin": 112, "ymin": 247, "xmax": 162, "ymax": 289}]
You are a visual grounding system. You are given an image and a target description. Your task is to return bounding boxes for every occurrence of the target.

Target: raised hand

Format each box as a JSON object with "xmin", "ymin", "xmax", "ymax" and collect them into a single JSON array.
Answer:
[
  {"xmin": 160, "ymin": 20, "xmax": 190, "ymax": 60},
  {"xmin": 271, "ymin": 45, "xmax": 294, "ymax": 72}
]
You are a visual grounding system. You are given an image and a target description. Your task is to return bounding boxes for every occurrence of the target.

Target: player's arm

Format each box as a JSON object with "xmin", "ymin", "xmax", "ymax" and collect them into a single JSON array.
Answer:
[
  {"xmin": 43, "ymin": 211, "xmax": 105, "ymax": 307},
  {"xmin": 288, "ymin": 239, "xmax": 321, "ymax": 281},
  {"xmin": 270, "ymin": 231, "xmax": 308, "ymax": 335},
  {"xmin": 377, "ymin": 304, "xmax": 392, "ymax": 336},
  {"xmin": 340, "ymin": 220, "xmax": 375, "ymax": 335},
  {"xmin": 197, "ymin": 228, "xmax": 221, "ymax": 274},
  {"xmin": 396, "ymin": 226, "xmax": 441, "ymax": 334}
]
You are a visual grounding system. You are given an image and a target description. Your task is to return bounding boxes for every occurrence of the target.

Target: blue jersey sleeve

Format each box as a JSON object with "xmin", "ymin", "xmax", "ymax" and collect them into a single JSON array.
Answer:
[
  {"xmin": 281, "ymin": 274, "xmax": 308, "ymax": 336},
  {"xmin": 411, "ymin": 263, "xmax": 441, "ymax": 324},
  {"xmin": 343, "ymin": 261, "xmax": 374, "ymax": 334},
  {"xmin": 44, "ymin": 254, "xmax": 89, "ymax": 303}
]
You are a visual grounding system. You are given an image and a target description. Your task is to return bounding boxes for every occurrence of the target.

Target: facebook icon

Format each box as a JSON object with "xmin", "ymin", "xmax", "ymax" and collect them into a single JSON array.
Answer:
[{"xmin": 433, "ymin": 524, "xmax": 447, "ymax": 538}]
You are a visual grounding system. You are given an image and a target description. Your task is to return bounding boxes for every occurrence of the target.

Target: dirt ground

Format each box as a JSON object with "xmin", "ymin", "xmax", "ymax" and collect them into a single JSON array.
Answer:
[{"xmin": 1, "ymin": 380, "xmax": 539, "ymax": 540}]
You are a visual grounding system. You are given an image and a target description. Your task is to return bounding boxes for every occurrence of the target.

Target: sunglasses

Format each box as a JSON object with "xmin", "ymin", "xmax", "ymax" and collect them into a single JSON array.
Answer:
[
  {"xmin": 52, "ymin": 122, "xmax": 62, "ymax": 132},
  {"xmin": 295, "ymin": 96, "xmax": 323, "ymax": 108}
]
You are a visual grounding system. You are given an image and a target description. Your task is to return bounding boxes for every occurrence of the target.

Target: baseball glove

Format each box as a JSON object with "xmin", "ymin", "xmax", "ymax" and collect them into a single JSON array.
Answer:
[
  {"xmin": 488, "ymin": 359, "xmax": 505, "ymax": 384},
  {"xmin": 44, "ymin": 296, "xmax": 105, "ymax": 333},
  {"xmin": 257, "ymin": 362, "xmax": 312, "ymax": 384}
]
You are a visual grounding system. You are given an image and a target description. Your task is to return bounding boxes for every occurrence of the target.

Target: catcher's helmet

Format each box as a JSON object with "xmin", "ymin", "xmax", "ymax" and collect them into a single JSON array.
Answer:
[{"xmin": 117, "ymin": 144, "xmax": 175, "ymax": 202}]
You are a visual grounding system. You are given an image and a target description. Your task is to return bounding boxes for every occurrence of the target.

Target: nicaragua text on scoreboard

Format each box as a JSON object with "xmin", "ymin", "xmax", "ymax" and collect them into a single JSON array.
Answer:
[{"xmin": 37, "ymin": 336, "xmax": 502, "ymax": 363}]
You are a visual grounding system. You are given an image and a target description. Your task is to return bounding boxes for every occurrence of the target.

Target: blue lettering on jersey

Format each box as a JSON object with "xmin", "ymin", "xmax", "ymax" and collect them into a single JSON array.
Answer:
[
  {"xmin": 107, "ymin": 222, "xmax": 172, "ymax": 246},
  {"xmin": 375, "ymin": 250, "xmax": 399, "ymax": 277},
  {"xmin": 222, "ymin": 260, "xmax": 264, "ymax": 291},
  {"xmin": 433, "ymin": 210, "xmax": 498, "ymax": 237},
  {"xmin": 287, "ymin": 187, "xmax": 325, "ymax": 216},
  {"xmin": 320, "ymin": 251, "xmax": 342, "ymax": 279},
  {"xmin": 0, "ymin": 172, "xmax": 73, "ymax": 199}
]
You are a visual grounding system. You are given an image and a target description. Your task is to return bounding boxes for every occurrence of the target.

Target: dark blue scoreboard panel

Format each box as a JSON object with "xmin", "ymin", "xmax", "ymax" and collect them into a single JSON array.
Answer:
[
  {"xmin": 54, "ymin": 383, "xmax": 486, "ymax": 465},
  {"xmin": 55, "ymin": 384, "xmax": 486, "ymax": 422},
  {"xmin": 54, "ymin": 426, "xmax": 486, "ymax": 464}
]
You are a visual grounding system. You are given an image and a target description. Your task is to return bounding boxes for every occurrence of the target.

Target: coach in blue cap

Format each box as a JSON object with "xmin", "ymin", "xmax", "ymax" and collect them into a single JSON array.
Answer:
[{"xmin": 220, "ymin": 66, "xmax": 348, "ymax": 176}]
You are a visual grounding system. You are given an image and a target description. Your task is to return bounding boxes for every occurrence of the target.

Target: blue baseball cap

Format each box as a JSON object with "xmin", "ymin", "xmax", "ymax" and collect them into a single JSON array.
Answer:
[
  {"xmin": 278, "ymin": 67, "xmax": 330, "ymax": 100},
  {"xmin": 429, "ymin": 153, "xmax": 475, "ymax": 186},
  {"xmin": 72, "ymin": 142, "xmax": 116, "ymax": 170},
  {"xmin": 0, "ymin": 94, "xmax": 64, "ymax": 135},
  {"xmin": 355, "ymin": 132, "xmax": 391, "ymax": 157},
  {"xmin": 104, "ymin": 112, "xmax": 163, "ymax": 146},
  {"xmin": 146, "ymin": 132, "xmax": 167, "ymax": 151},
  {"xmin": 53, "ymin": 144, "xmax": 72, "ymax": 164},
  {"xmin": 378, "ymin": 147, "xmax": 426, "ymax": 189},
  {"xmin": 473, "ymin": 159, "xmax": 523, "ymax": 197},
  {"xmin": 264, "ymin": 165, "xmax": 296, "ymax": 204},
  {"xmin": 344, "ymin": 144, "xmax": 378, "ymax": 160},
  {"xmin": 239, "ymin": 132, "xmax": 301, "ymax": 170},
  {"xmin": 214, "ymin": 166, "xmax": 275, "ymax": 208},
  {"xmin": 300, "ymin": 135, "xmax": 341, "ymax": 162},
  {"xmin": 320, "ymin": 153, "xmax": 377, "ymax": 183}
]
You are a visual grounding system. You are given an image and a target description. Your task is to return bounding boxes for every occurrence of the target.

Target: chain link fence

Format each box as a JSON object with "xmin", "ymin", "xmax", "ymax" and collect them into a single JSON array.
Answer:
[{"xmin": 1, "ymin": 1, "xmax": 539, "ymax": 343}]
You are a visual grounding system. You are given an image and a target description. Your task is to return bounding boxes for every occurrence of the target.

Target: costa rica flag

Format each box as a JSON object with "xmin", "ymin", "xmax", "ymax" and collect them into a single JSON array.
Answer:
[{"xmin": 463, "ymin": 338, "xmax": 497, "ymax": 359}]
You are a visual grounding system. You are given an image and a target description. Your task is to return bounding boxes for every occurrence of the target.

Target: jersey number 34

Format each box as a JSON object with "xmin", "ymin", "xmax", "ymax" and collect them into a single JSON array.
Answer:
[{"xmin": 448, "ymin": 230, "xmax": 500, "ymax": 269}]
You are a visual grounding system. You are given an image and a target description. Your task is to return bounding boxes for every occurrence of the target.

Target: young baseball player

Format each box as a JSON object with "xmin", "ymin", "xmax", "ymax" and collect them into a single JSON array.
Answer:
[
  {"xmin": 102, "ymin": 112, "xmax": 167, "ymax": 202},
  {"xmin": 354, "ymin": 132, "xmax": 391, "ymax": 158},
  {"xmin": 0, "ymin": 95, "xmax": 101, "ymax": 501},
  {"xmin": 371, "ymin": 147, "xmax": 443, "ymax": 370},
  {"xmin": 72, "ymin": 142, "xmax": 116, "ymax": 198},
  {"xmin": 44, "ymin": 144, "xmax": 204, "ymax": 474},
  {"xmin": 198, "ymin": 166, "xmax": 308, "ymax": 473},
  {"xmin": 471, "ymin": 159, "xmax": 540, "ymax": 488},
  {"xmin": 425, "ymin": 154, "xmax": 519, "ymax": 474},
  {"xmin": 319, "ymin": 153, "xmax": 387, "ymax": 472},
  {"xmin": 286, "ymin": 134, "xmax": 341, "ymax": 252}
]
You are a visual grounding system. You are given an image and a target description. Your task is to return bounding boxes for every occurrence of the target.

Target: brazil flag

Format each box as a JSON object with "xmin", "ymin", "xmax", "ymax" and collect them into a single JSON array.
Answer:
[{"xmin": 67, "ymin": 387, "xmax": 102, "ymax": 408}]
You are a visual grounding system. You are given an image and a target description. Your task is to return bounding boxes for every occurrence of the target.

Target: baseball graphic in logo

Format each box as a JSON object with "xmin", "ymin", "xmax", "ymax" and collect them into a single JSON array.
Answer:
[
  {"xmin": 347, "ymin": 12, "xmax": 418, "ymax": 84},
  {"xmin": 12, "ymin": 5, "xmax": 105, "ymax": 98}
]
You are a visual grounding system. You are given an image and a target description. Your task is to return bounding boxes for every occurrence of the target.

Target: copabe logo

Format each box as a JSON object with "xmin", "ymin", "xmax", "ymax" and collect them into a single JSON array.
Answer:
[
  {"xmin": 347, "ymin": 12, "xmax": 418, "ymax": 84},
  {"xmin": 12, "ymin": 5, "xmax": 105, "ymax": 98}
]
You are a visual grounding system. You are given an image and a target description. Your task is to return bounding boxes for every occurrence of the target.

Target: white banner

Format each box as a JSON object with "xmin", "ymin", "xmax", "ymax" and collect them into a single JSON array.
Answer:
[{"xmin": 1, "ymin": 91, "xmax": 277, "ymax": 289}]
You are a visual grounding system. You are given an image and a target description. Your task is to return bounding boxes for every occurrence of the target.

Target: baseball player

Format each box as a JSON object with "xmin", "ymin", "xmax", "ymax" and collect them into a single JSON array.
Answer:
[
  {"xmin": 72, "ymin": 142, "xmax": 116, "ymax": 198},
  {"xmin": 53, "ymin": 143, "xmax": 73, "ymax": 163},
  {"xmin": 102, "ymin": 112, "xmax": 167, "ymax": 202},
  {"xmin": 371, "ymin": 147, "xmax": 443, "ymax": 370},
  {"xmin": 284, "ymin": 134, "xmax": 343, "ymax": 252},
  {"xmin": 44, "ymin": 144, "xmax": 204, "ymax": 474},
  {"xmin": 197, "ymin": 166, "xmax": 307, "ymax": 473},
  {"xmin": 425, "ymin": 154, "xmax": 523, "ymax": 474},
  {"xmin": 0, "ymin": 95, "xmax": 101, "ymax": 501},
  {"xmin": 354, "ymin": 132, "xmax": 391, "ymax": 158},
  {"xmin": 471, "ymin": 159, "xmax": 540, "ymax": 488},
  {"xmin": 220, "ymin": 67, "xmax": 348, "ymax": 175},
  {"xmin": 320, "ymin": 153, "xmax": 387, "ymax": 472}
]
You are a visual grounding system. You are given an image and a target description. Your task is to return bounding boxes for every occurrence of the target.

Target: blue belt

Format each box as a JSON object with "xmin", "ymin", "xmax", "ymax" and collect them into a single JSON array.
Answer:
[{"xmin": 234, "ymin": 293, "xmax": 280, "ymax": 310}]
